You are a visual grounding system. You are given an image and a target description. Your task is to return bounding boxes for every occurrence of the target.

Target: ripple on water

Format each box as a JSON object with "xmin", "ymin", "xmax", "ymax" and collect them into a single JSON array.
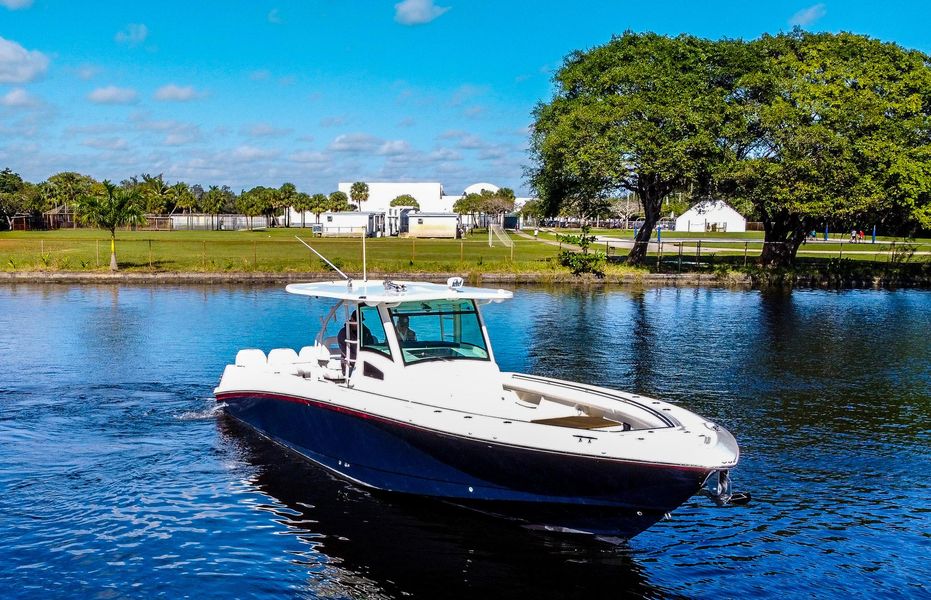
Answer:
[{"xmin": 0, "ymin": 284, "xmax": 929, "ymax": 599}]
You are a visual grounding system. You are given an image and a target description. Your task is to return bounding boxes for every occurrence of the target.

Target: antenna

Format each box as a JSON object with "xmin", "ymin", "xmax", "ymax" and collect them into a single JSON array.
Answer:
[
  {"xmin": 361, "ymin": 225, "xmax": 367, "ymax": 282},
  {"xmin": 295, "ymin": 236, "xmax": 351, "ymax": 282}
]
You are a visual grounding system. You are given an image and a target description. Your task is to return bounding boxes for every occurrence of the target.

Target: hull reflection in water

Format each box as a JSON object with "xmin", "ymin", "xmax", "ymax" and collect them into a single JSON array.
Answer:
[{"xmin": 217, "ymin": 415, "xmax": 659, "ymax": 599}]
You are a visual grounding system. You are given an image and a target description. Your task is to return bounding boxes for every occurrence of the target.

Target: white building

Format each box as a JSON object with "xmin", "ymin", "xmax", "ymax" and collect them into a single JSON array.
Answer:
[
  {"xmin": 331, "ymin": 181, "xmax": 536, "ymax": 231},
  {"xmin": 675, "ymin": 200, "xmax": 746, "ymax": 233},
  {"xmin": 408, "ymin": 213, "xmax": 460, "ymax": 238},
  {"xmin": 319, "ymin": 211, "xmax": 385, "ymax": 237}
]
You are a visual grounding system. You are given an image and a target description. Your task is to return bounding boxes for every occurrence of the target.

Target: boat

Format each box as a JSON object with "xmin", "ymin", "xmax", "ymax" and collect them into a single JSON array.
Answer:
[{"xmin": 214, "ymin": 277, "xmax": 744, "ymax": 537}]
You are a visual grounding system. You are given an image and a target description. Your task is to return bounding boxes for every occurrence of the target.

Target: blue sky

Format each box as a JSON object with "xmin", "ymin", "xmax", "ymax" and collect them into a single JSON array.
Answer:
[{"xmin": 1, "ymin": 1, "xmax": 929, "ymax": 195}]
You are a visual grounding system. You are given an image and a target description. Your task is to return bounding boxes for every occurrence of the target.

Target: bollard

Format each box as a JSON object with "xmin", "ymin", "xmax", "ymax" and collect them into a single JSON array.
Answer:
[
  {"xmin": 743, "ymin": 242, "xmax": 748, "ymax": 267},
  {"xmin": 96, "ymin": 239, "xmax": 100, "ymax": 267},
  {"xmin": 839, "ymin": 243, "xmax": 843, "ymax": 259},
  {"xmin": 460, "ymin": 240, "xmax": 464, "ymax": 263},
  {"xmin": 202, "ymin": 240, "xmax": 206, "ymax": 269},
  {"xmin": 148, "ymin": 239, "xmax": 152, "ymax": 268},
  {"xmin": 412, "ymin": 237, "xmax": 416, "ymax": 261},
  {"xmin": 697, "ymin": 240, "xmax": 702, "ymax": 267}
]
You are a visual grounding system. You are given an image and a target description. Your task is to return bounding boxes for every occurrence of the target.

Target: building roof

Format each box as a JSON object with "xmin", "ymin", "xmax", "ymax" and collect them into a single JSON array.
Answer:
[{"xmin": 286, "ymin": 279, "xmax": 513, "ymax": 303}]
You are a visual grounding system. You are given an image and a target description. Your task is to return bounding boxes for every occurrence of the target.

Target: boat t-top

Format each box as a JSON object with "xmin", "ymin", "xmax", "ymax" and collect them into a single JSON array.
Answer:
[{"xmin": 215, "ymin": 276, "xmax": 744, "ymax": 537}]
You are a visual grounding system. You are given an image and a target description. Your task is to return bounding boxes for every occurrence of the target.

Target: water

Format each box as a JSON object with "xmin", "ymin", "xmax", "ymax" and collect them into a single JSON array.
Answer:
[{"xmin": 0, "ymin": 284, "xmax": 928, "ymax": 599}]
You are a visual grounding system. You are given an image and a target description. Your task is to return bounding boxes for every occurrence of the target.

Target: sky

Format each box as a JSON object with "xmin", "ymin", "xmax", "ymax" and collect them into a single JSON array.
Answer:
[{"xmin": 1, "ymin": 1, "xmax": 930, "ymax": 196}]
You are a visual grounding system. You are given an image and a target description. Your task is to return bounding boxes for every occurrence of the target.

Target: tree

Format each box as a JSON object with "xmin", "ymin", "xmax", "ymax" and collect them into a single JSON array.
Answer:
[
  {"xmin": 278, "ymin": 182, "xmax": 297, "ymax": 227},
  {"xmin": 171, "ymin": 181, "xmax": 197, "ymax": 229},
  {"xmin": 350, "ymin": 181, "xmax": 369, "ymax": 211},
  {"xmin": 328, "ymin": 190, "xmax": 351, "ymax": 212},
  {"xmin": 75, "ymin": 180, "xmax": 145, "ymax": 270},
  {"xmin": 292, "ymin": 192, "xmax": 312, "ymax": 228},
  {"xmin": 201, "ymin": 185, "xmax": 235, "ymax": 230},
  {"xmin": 722, "ymin": 31, "xmax": 931, "ymax": 266},
  {"xmin": 40, "ymin": 172, "xmax": 97, "ymax": 228},
  {"xmin": 140, "ymin": 173, "xmax": 171, "ymax": 214},
  {"xmin": 238, "ymin": 187, "xmax": 272, "ymax": 230},
  {"xmin": 310, "ymin": 193, "xmax": 329, "ymax": 222},
  {"xmin": 390, "ymin": 194, "xmax": 420, "ymax": 210},
  {"xmin": 0, "ymin": 168, "xmax": 27, "ymax": 228},
  {"xmin": 530, "ymin": 32, "xmax": 742, "ymax": 265}
]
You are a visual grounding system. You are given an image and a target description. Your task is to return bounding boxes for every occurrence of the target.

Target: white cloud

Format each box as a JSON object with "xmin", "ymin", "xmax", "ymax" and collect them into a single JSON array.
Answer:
[
  {"xmin": 0, "ymin": 36, "xmax": 49, "ymax": 83},
  {"xmin": 115, "ymin": 24, "xmax": 149, "ymax": 46},
  {"xmin": 76, "ymin": 64, "xmax": 101, "ymax": 80},
  {"xmin": 320, "ymin": 115, "xmax": 347, "ymax": 128},
  {"xmin": 1, "ymin": 87, "xmax": 36, "ymax": 107},
  {"xmin": 329, "ymin": 133, "xmax": 382, "ymax": 153},
  {"xmin": 268, "ymin": 8, "xmax": 282, "ymax": 24},
  {"xmin": 231, "ymin": 145, "xmax": 279, "ymax": 161},
  {"xmin": 249, "ymin": 70, "xmax": 270, "ymax": 81},
  {"xmin": 154, "ymin": 84, "xmax": 201, "ymax": 102},
  {"xmin": 88, "ymin": 86, "xmax": 138, "ymax": 104},
  {"xmin": 789, "ymin": 3, "xmax": 827, "ymax": 27},
  {"xmin": 378, "ymin": 140, "xmax": 411, "ymax": 156},
  {"xmin": 289, "ymin": 150, "xmax": 328, "ymax": 164},
  {"xmin": 398, "ymin": 117, "xmax": 415, "ymax": 128},
  {"xmin": 243, "ymin": 122, "xmax": 292, "ymax": 138},
  {"xmin": 464, "ymin": 105, "xmax": 484, "ymax": 118},
  {"xmin": 82, "ymin": 137, "xmax": 128, "ymax": 150},
  {"xmin": 394, "ymin": 0, "xmax": 450, "ymax": 25},
  {"xmin": 0, "ymin": 0, "xmax": 32, "ymax": 9}
]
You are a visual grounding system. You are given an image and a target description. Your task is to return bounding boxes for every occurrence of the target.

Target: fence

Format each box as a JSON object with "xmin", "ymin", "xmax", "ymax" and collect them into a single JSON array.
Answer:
[
  {"xmin": 596, "ymin": 238, "xmax": 928, "ymax": 270},
  {"xmin": 0, "ymin": 234, "xmax": 560, "ymax": 272}
]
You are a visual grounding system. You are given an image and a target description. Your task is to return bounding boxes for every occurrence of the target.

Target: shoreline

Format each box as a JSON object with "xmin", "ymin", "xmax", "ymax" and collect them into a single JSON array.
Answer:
[{"xmin": 0, "ymin": 270, "xmax": 928, "ymax": 289}]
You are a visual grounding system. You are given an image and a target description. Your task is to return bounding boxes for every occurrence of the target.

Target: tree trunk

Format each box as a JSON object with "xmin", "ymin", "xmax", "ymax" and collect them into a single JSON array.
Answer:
[
  {"xmin": 759, "ymin": 212, "xmax": 805, "ymax": 268},
  {"xmin": 109, "ymin": 236, "xmax": 118, "ymax": 271},
  {"xmin": 626, "ymin": 191, "xmax": 663, "ymax": 266}
]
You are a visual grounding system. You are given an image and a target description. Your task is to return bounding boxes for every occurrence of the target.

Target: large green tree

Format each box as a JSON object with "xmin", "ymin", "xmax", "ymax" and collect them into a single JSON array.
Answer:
[
  {"xmin": 75, "ymin": 180, "xmax": 145, "ymax": 270},
  {"xmin": 530, "ymin": 32, "xmax": 745, "ymax": 264},
  {"xmin": 723, "ymin": 31, "xmax": 931, "ymax": 266},
  {"xmin": 390, "ymin": 194, "xmax": 420, "ymax": 210},
  {"xmin": 350, "ymin": 181, "xmax": 369, "ymax": 211}
]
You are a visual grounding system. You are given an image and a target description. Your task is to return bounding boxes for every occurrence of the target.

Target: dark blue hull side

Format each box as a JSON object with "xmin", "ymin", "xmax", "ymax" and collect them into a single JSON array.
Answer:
[{"xmin": 217, "ymin": 392, "xmax": 710, "ymax": 536}]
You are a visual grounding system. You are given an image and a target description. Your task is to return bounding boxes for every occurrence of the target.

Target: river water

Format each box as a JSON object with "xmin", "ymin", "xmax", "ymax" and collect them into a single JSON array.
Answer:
[{"xmin": 0, "ymin": 284, "xmax": 928, "ymax": 599}]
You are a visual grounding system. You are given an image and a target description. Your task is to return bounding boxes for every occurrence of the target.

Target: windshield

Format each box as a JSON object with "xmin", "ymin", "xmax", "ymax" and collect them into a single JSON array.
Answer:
[{"xmin": 389, "ymin": 299, "xmax": 489, "ymax": 364}]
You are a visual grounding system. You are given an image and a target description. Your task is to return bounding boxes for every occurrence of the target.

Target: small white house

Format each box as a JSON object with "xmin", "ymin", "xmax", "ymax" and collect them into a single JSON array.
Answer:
[
  {"xmin": 675, "ymin": 200, "xmax": 746, "ymax": 233},
  {"xmin": 407, "ymin": 213, "xmax": 460, "ymax": 238},
  {"xmin": 320, "ymin": 211, "xmax": 385, "ymax": 237}
]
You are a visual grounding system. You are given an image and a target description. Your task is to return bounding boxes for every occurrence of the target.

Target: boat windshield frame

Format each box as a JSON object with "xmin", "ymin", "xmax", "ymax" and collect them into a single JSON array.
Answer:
[{"xmin": 387, "ymin": 299, "xmax": 491, "ymax": 366}]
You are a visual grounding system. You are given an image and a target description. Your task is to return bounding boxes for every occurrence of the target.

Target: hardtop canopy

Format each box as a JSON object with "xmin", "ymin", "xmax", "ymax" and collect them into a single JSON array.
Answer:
[{"xmin": 285, "ymin": 280, "xmax": 513, "ymax": 304}]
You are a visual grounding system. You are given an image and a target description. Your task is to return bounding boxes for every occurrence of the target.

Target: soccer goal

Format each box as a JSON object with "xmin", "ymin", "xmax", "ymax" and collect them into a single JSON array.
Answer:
[{"xmin": 488, "ymin": 224, "xmax": 513, "ymax": 248}]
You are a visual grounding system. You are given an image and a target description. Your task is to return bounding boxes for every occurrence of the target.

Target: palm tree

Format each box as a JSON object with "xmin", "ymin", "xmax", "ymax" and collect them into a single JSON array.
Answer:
[
  {"xmin": 140, "ymin": 173, "xmax": 171, "ymax": 214},
  {"xmin": 279, "ymin": 182, "xmax": 297, "ymax": 227},
  {"xmin": 171, "ymin": 182, "xmax": 197, "ymax": 229},
  {"xmin": 75, "ymin": 180, "xmax": 145, "ymax": 271},
  {"xmin": 310, "ymin": 193, "xmax": 328, "ymax": 223},
  {"xmin": 350, "ymin": 181, "xmax": 368, "ymax": 212},
  {"xmin": 292, "ymin": 192, "xmax": 312, "ymax": 228}
]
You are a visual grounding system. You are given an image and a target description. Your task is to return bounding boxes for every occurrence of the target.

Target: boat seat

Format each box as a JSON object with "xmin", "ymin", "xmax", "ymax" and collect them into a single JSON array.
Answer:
[
  {"xmin": 235, "ymin": 349, "xmax": 267, "ymax": 368},
  {"xmin": 267, "ymin": 348, "xmax": 300, "ymax": 375},
  {"xmin": 321, "ymin": 359, "xmax": 344, "ymax": 381}
]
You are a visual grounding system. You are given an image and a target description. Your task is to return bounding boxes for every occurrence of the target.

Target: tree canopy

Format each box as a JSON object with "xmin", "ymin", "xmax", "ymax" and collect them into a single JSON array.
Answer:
[
  {"xmin": 530, "ymin": 30, "xmax": 931, "ymax": 267},
  {"xmin": 75, "ymin": 180, "xmax": 145, "ymax": 270},
  {"xmin": 349, "ymin": 182, "xmax": 369, "ymax": 211},
  {"xmin": 390, "ymin": 194, "xmax": 420, "ymax": 210}
]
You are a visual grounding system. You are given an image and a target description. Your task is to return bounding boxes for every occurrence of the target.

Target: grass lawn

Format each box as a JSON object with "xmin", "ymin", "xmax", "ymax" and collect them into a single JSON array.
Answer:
[
  {"xmin": 1, "ymin": 227, "xmax": 927, "ymax": 274},
  {"xmin": 0, "ymin": 228, "xmax": 569, "ymax": 274}
]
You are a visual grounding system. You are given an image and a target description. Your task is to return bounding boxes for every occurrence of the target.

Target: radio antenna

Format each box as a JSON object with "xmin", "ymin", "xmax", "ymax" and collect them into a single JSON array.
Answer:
[{"xmin": 295, "ymin": 236, "xmax": 351, "ymax": 282}]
